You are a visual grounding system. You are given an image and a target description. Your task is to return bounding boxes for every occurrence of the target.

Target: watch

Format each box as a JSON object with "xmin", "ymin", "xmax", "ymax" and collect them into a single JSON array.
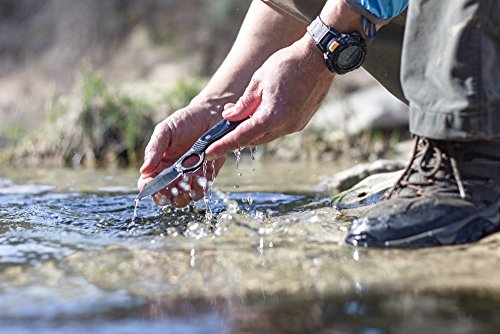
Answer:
[{"xmin": 307, "ymin": 16, "xmax": 367, "ymax": 74}]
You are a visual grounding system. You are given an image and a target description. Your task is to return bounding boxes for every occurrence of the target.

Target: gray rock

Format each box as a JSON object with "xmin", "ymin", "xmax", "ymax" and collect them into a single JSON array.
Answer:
[
  {"xmin": 310, "ymin": 84, "xmax": 409, "ymax": 135},
  {"xmin": 319, "ymin": 159, "xmax": 404, "ymax": 194}
]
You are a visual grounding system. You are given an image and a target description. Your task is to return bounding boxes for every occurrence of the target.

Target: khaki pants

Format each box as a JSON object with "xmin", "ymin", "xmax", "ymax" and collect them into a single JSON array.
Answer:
[{"xmin": 263, "ymin": 0, "xmax": 500, "ymax": 140}]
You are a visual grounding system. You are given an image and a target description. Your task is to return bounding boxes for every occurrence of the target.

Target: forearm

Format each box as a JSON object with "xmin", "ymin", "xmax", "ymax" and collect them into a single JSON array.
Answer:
[
  {"xmin": 320, "ymin": 0, "xmax": 363, "ymax": 33},
  {"xmin": 191, "ymin": 0, "xmax": 306, "ymax": 112}
]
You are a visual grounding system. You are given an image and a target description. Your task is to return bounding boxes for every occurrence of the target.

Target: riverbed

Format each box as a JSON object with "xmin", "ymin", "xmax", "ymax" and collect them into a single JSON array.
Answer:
[{"xmin": 1, "ymin": 158, "xmax": 499, "ymax": 333}]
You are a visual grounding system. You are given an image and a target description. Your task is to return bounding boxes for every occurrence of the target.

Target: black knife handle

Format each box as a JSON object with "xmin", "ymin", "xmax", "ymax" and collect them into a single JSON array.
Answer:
[{"xmin": 191, "ymin": 119, "xmax": 244, "ymax": 153}]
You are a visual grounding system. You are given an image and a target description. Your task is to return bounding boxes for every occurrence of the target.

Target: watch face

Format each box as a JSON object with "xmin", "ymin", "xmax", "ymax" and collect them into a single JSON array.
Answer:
[{"xmin": 337, "ymin": 45, "xmax": 363, "ymax": 70}]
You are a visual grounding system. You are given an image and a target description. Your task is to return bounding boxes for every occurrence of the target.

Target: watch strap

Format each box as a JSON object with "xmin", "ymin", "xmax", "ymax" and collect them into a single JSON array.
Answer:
[{"xmin": 306, "ymin": 16, "xmax": 339, "ymax": 53}]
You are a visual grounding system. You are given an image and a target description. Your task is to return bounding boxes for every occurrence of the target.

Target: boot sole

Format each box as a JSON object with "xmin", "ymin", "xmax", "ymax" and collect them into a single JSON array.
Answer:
[{"xmin": 346, "ymin": 197, "xmax": 500, "ymax": 248}]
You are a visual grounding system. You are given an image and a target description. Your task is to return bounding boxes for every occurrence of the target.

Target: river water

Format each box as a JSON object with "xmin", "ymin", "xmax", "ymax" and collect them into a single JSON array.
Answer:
[{"xmin": 1, "ymin": 158, "xmax": 499, "ymax": 333}]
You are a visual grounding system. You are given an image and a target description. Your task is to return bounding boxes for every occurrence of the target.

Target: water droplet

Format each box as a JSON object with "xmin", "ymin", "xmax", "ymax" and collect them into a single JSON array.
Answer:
[
  {"xmin": 131, "ymin": 198, "xmax": 139, "ymax": 224},
  {"xmin": 179, "ymin": 181, "xmax": 190, "ymax": 192},
  {"xmin": 258, "ymin": 237, "xmax": 264, "ymax": 253},
  {"xmin": 352, "ymin": 250, "xmax": 360, "ymax": 261},
  {"xmin": 197, "ymin": 177, "xmax": 207, "ymax": 189},
  {"xmin": 166, "ymin": 227, "xmax": 178, "ymax": 237},
  {"xmin": 250, "ymin": 146, "xmax": 257, "ymax": 162}
]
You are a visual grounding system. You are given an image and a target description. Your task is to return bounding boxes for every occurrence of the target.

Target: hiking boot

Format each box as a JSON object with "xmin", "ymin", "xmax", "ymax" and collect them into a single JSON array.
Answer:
[{"xmin": 346, "ymin": 136, "xmax": 500, "ymax": 248}]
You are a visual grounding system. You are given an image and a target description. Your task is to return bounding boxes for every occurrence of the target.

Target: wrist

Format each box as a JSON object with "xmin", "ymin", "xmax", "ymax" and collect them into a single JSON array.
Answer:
[
  {"xmin": 189, "ymin": 92, "xmax": 237, "ymax": 116},
  {"xmin": 295, "ymin": 34, "xmax": 336, "ymax": 79}
]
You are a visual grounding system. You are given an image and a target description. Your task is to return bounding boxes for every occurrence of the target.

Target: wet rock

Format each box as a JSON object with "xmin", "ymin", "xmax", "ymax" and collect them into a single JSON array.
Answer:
[
  {"xmin": 311, "ymin": 84, "xmax": 409, "ymax": 135},
  {"xmin": 331, "ymin": 170, "xmax": 402, "ymax": 213},
  {"xmin": 318, "ymin": 159, "xmax": 404, "ymax": 193}
]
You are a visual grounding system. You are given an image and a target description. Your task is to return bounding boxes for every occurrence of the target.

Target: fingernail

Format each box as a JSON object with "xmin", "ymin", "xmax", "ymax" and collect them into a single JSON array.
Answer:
[{"xmin": 222, "ymin": 106, "xmax": 235, "ymax": 117}]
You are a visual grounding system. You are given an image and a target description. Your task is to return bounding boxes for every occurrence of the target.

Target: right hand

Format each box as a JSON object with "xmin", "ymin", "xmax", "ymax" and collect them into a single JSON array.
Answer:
[{"xmin": 138, "ymin": 105, "xmax": 226, "ymax": 207}]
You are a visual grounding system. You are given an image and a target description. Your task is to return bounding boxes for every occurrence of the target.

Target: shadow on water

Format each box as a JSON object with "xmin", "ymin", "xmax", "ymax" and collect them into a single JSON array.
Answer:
[{"xmin": 1, "ymin": 165, "xmax": 500, "ymax": 333}]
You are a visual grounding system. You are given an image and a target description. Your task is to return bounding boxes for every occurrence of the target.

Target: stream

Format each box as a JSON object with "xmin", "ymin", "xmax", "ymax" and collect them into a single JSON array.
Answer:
[{"xmin": 0, "ymin": 158, "xmax": 499, "ymax": 333}]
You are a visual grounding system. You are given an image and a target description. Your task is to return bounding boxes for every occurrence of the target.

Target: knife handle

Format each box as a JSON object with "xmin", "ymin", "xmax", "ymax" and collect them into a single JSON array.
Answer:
[{"xmin": 191, "ymin": 119, "xmax": 244, "ymax": 153}]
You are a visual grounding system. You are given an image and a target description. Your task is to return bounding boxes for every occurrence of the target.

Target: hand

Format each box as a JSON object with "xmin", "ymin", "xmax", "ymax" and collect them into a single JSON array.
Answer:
[
  {"xmin": 137, "ymin": 105, "xmax": 225, "ymax": 207},
  {"xmin": 205, "ymin": 35, "xmax": 335, "ymax": 160}
]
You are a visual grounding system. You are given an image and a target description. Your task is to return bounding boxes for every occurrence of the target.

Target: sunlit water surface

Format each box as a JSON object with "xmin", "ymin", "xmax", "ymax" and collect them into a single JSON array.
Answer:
[{"xmin": 1, "ymin": 159, "xmax": 499, "ymax": 333}]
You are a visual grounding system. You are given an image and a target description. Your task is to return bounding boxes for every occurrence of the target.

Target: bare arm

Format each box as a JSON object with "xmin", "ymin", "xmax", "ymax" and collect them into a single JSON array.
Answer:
[
  {"xmin": 138, "ymin": 0, "xmax": 308, "ymax": 207},
  {"xmin": 206, "ymin": 0, "xmax": 365, "ymax": 159},
  {"xmin": 191, "ymin": 0, "xmax": 308, "ymax": 113}
]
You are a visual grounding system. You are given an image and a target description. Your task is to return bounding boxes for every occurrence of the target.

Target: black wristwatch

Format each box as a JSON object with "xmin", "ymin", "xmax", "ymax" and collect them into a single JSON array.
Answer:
[{"xmin": 307, "ymin": 16, "xmax": 367, "ymax": 74}]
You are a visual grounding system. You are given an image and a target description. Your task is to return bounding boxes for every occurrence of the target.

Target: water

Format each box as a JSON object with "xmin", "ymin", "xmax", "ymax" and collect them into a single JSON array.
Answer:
[{"xmin": 1, "ymin": 160, "xmax": 500, "ymax": 333}]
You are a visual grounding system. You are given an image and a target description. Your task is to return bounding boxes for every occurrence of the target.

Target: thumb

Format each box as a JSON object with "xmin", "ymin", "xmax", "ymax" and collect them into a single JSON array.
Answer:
[{"xmin": 223, "ymin": 80, "xmax": 261, "ymax": 121}]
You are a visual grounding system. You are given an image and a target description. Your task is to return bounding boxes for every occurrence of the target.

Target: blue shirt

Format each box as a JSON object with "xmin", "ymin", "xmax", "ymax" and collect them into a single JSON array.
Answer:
[{"xmin": 347, "ymin": 0, "xmax": 409, "ymax": 23}]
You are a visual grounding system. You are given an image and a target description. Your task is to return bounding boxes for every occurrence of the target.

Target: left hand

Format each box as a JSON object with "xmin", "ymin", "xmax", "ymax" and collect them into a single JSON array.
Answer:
[{"xmin": 205, "ymin": 34, "xmax": 335, "ymax": 160}]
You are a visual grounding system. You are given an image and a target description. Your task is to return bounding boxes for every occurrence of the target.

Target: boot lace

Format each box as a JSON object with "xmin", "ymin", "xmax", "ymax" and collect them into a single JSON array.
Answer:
[{"xmin": 384, "ymin": 136, "xmax": 466, "ymax": 199}]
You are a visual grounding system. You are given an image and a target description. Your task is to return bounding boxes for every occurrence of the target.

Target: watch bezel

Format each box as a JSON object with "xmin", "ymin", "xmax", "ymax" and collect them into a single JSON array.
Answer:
[
  {"xmin": 307, "ymin": 16, "xmax": 368, "ymax": 75},
  {"xmin": 323, "ymin": 32, "xmax": 367, "ymax": 74}
]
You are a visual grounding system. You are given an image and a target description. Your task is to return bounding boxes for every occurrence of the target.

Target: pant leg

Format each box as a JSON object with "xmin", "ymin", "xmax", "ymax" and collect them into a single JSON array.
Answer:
[
  {"xmin": 363, "ymin": 12, "xmax": 407, "ymax": 105},
  {"xmin": 402, "ymin": 0, "xmax": 500, "ymax": 140},
  {"xmin": 261, "ymin": 0, "xmax": 326, "ymax": 23}
]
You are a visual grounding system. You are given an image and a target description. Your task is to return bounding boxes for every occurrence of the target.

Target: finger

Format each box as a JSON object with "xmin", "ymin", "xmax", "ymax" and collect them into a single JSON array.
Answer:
[
  {"xmin": 223, "ymin": 103, "xmax": 235, "ymax": 110},
  {"xmin": 206, "ymin": 115, "xmax": 272, "ymax": 160},
  {"xmin": 248, "ymin": 131, "xmax": 281, "ymax": 147},
  {"xmin": 189, "ymin": 176, "xmax": 206, "ymax": 201},
  {"xmin": 137, "ymin": 175, "xmax": 153, "ymax": 191},
  {"xmin": 140, "ymin": 120, "xmax": 172, "ymax": 174},
  {"xmin": 153, "ymin": 193, "xmax": 171, "ymax": 207},
  {"xmin": 222, "ymin": 80, "xmax": 261, "ymax": 121},
  {"xmin": 153, "ymin": 183, "xmax": 186, "ymax": 206},
  {"xmin": 172, "ymin": 191, "xmax": 191, "ymax": 208},
  {"xmin": 153, "ymin": 186, "xmax": 174, "ymax": 205},
  {"xmin": 137, "ymin": 159, "xmax": 173, "ymax": 191},
  {"xmin": 151, "ymin": 175, "xmax": 201, "ymax": 207}
]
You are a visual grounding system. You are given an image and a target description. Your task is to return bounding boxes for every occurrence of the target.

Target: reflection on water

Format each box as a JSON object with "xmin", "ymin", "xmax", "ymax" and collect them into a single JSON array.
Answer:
[{"xmin": 1, "ymin": 163, "xmax": 500, "ymax": 333}]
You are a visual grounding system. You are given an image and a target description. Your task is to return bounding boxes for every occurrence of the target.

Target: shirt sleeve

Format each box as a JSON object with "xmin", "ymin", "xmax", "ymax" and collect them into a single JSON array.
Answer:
[{"xmin": 345, "ymin": 0, "xmax": 408, "ymax": 24}]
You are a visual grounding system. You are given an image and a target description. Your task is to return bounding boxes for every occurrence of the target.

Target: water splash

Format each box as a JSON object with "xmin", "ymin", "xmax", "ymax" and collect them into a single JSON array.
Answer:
[
  {"xmin": 233, "ymin": 148, "xmax": 242, "ymax": 189},
  {"xmin": 201, "ymin": 160, "xmax": 217, "ymax": 223},
  {"xmin": 127, "ymin": 198, "xmax": 141, "ymax": 232},
  {"xmin": 132, "ymin": 198, "xmax": 139, "ymax": 223},
  {"xmin": 250, "ymin": 146, "xmax": 257, "ymax": 173}
]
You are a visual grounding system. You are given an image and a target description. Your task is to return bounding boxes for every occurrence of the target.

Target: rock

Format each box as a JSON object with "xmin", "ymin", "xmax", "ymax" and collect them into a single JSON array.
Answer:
[
  {"xmin": 331, "ymin": 170, "xmax": 402, "ymax": 213},
  {"xmin": 318, "ymin": 159, "xmax": 405, "ymax": 193},
  {"xmin": 310, "ymin": 84, "xmax": 409, "ymax": 135}
]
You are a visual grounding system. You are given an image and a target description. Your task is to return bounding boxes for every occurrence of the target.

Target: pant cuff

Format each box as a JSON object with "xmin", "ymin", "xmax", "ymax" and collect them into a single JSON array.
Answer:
[{"xmin": 410, "ymin": 107, "xmax": 500, "ymax": 141}]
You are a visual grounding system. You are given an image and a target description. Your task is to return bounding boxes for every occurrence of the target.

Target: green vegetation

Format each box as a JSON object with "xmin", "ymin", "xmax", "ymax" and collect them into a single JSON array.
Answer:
[
  {"xmin": 4, "ymin": 70, "xmax": 156, "ymax": 167},
  {"xmin": 79, "ymin": 71, "xmax": 154, "ymax": 165}
]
